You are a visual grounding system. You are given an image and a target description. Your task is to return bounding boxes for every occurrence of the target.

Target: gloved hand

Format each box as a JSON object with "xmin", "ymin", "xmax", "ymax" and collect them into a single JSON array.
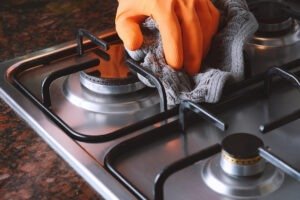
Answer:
[{"xmin": 115, "ymin": 0, "xmax": 220, "ymax": 75}]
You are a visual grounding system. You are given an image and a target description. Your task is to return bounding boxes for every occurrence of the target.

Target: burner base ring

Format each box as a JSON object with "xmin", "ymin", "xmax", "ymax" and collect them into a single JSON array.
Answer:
[
  {"xmin": 202, "ymin": 155, "xmax": 284, "ymax": 198},
  {"xmin": 63, "ymin": 73, "xmax": 160, "ymax": 114}
]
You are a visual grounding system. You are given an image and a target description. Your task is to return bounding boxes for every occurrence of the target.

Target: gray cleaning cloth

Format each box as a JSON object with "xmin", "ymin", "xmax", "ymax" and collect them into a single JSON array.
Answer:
[{"xmin": 127, "ymin": 0, "xmax": 258, "ymax": 105}]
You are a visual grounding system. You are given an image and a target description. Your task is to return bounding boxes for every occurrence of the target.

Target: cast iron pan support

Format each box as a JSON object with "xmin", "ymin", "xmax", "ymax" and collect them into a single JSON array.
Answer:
[
  {"xmin": 77, "ymin": 28, "xmax": 109, "ymax": 56},
  {"xmin": 154, "ymin": 144, "xmax": 222, "ymax": 200},
  {"xmin": 179, "ymin": 100, "xmax": 227, "ymax": 132},
  {"xmin": 260, "ymin": 67, "xmax": 300, "ymax": 133},
  {"xmin": 259, "ymin": 147, "xmax": 300, "ymax": 182},
  {"xmin": 41, "ymin": 29, "xmax": 111, "ymax": 107},
  {"xmin": 41, "ymin": 58, "xmax": 100, "ymax": 107},
  {"xmin": 126, "ymin": 58, "xmax": 168, "ymax": 112}
]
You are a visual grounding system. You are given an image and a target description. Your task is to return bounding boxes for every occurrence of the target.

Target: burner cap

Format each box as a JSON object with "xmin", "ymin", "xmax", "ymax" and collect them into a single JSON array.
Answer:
[{"xmin": 222, "ymin": 133, "xmax": 264, "ymax": 159}]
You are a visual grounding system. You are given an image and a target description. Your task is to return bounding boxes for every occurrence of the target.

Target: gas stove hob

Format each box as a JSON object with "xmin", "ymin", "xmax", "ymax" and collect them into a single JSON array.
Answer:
[{"xmin": 1, "ymin": 28, "xmax": 300, "ymax": 200}]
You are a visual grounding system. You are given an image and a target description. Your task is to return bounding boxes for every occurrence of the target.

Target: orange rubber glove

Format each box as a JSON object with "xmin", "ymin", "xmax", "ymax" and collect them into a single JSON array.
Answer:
[{"xmin": 115, "ymin": 0, "xmax": 220, "ymax": 75}]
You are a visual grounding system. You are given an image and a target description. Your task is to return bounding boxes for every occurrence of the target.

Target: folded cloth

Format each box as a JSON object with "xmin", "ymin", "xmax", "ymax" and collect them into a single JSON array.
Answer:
[{"xmin": 127, "ymin": 0, "xmax": 258, "ymax": 105}]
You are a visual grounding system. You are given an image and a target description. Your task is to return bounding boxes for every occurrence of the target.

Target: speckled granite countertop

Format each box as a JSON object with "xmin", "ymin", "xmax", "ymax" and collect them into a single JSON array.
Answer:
[{"xmin": 0, "ymin": 1, "xmax": 117, "ymax": 199}]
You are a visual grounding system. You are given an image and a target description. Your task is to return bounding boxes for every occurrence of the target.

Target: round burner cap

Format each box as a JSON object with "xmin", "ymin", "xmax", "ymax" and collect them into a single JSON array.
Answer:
[{"xmin": 222, "ymin": 133, "xmax": 264, "ymax": 159}]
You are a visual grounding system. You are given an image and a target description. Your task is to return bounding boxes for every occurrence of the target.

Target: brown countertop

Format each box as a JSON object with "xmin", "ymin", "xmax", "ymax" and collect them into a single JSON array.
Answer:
[{"xmin": 0, "ymin": 1, "xmax": 117, "ymax": 199}]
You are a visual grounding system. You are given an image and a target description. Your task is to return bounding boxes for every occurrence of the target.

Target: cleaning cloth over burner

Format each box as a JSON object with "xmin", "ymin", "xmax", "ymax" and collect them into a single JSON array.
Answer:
[{"xmin": 127, "ymin": 0, "xmax": 258, "ymax": 105}]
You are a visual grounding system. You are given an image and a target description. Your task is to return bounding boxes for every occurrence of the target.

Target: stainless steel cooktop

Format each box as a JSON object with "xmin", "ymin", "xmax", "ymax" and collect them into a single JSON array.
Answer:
[{"xmin": 1, "ymin": 7, "xmax": 300, "ymax": 199}]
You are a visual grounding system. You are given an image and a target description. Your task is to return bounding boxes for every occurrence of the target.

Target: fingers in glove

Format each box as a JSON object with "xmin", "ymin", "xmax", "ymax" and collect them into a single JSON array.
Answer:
[
  {"xmin": 177, "ymin": 1, "xmax": 203, "ymax": 75},
  {"xmin": 154, "ymin": 4, "xmax": 183, "ymax": 70},
  {"xmin": 196, "ymin": 0, "xmax": 215, "ymax": 57},
  {"xmin": 207, "ymin": 0, "xmax": 220, "ymax": 35},
  {"xmin": 115, "ymin": 15, "xmax": 147, "ymax": 50}
]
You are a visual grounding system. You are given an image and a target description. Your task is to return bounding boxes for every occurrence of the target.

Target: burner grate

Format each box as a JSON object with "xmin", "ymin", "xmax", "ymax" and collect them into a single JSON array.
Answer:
[{"xmin": 6, "ymin": 30, "xmax": 171, "ymax": 143}]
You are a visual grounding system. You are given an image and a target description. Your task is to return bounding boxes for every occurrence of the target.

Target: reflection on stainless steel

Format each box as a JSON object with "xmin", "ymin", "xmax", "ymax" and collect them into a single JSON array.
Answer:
[{"xmin": 202, "ymin": 155, "xmax": 284, "ymax": 198}]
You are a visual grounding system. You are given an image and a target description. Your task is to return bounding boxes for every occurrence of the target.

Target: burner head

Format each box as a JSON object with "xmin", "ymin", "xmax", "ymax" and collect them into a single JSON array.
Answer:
[
  {"xmin": 220, "ymin": 133, "xmax": 265, "ymax": 176},
  {"xmin": 222, "ymin": 133, "xmax": 264, "ymax": 159}
]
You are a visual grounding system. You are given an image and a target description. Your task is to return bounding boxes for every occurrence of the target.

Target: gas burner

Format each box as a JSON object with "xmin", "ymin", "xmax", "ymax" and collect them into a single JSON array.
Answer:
[
  {"xmin": 244, "ymin": 20, "xmax": 300, "ymax": 75},
  {"xmin": 79, "ymin": 43, "xmax": 145, "ymax": 95},
  {"xmin": 220, "ymin": 133, "xmax": 265, "ymax": 176},
  {"xmin": 244, "ymin": 0, "xmax": 300, "ymax": 76},
  {"xmin": 63, "ymin": 73, "xmax": 158, "ymax": 114},
  {"xmin": 59, "ymin": 39, "xmax": 159, "ymax": 114},
  {"xmin": 202, "ymin": 155, "xmax": 284, "ymax": 198},
  {"xmin": 202, "ymin": 133, "xmax": 284, "ymax": 198}
]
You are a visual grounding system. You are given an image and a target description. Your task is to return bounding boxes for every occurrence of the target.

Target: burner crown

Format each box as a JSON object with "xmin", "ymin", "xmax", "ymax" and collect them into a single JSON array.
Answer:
[{"xmin": 222, "ymin": 133, "xmax": 264, "ymax": 159}]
